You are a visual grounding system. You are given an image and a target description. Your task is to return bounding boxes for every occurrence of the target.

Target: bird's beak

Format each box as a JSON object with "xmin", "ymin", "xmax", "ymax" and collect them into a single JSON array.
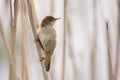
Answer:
[{"xmin": 55, "ymin": 18, "xmax": 61, "ymax": 21}]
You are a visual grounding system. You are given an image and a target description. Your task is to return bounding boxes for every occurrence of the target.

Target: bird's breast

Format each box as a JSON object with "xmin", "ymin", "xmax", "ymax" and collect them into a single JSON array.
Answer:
[
  {"xmin": 40, "ymin": 27, "xmax": 56, "ymax": 38},
  {"xmin": 39, "ymin": 27, "xmax": 56, "ymax": 52}
]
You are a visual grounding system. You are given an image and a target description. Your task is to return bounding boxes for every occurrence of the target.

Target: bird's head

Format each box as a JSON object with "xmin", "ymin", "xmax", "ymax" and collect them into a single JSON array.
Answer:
[{"xmin": 41, "ymin": 16, "xmax": 60, "ymax": 27}]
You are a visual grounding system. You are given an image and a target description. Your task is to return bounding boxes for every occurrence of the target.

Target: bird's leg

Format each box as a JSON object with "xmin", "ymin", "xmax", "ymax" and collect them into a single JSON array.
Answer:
[
  {"xmin": 39, "ymin": 57, "xmax": 45, "ymax": 62},
  {"xmin": 34, "ymin": 37, "xmax": 39, "ymax": 42},
  {"xmin": 39, "ymin": 51, "xmax": 46, "ymax": 62}
]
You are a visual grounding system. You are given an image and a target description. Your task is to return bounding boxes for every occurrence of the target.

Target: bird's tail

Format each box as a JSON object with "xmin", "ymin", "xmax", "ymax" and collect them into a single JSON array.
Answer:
[{"xmin": 44, "ymin": 56, "xmax": 51, "ymax": 71}]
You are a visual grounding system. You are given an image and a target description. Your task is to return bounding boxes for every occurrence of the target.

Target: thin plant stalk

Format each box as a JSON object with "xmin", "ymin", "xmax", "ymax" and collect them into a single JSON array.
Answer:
[
  {"xmin": 9, "ymin": 0, "xmax": 15, "ymax": 79},
  {"xmin": 90, "ymin": 0, "xmax": 97, "ymax": 80},
  {"xmin": 49, "ymin": 0, "xmax": 55, "ymax": 79},
  {"xmin": 115, "ymin": 0, "xmax": 120, "ymax": 79},
  {"xmin": 26, "ymin": 0, "xmax": 49, "ymax": 80},
  {"xmin": 106, "ymin": 22, "xmax": 114, "ymax": 80},
  {"xmin": 28, "ymin": 0, "xmax": 38, "ymax": 28},
  {"xmin": 9, "ymin": 0, "xmax": 19, "ymax": 80},
  {"xmin": 49, "ymin": 0, "xmax": 54, "ymax": 15},
  {"xmin": 20, "ymin": 0, "xmax": 29, "ymax": 79},
  {"xmin": 20, "ymin": 17, "xmax": 29, "ymax": 80},
  {"xmin": 0, "ymin": 20, "xmax": 18, "ymax": 80},
  {"xmin": 61, "ymin": 0, "xmax": 67, "ymax": 80},
  {"xmin": 21, "ymin": 30, "xmax": 29, "ymax": 80}
]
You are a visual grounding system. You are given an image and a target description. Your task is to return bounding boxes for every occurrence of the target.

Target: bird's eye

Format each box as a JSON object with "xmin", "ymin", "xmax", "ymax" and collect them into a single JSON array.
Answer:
[{"xmin": 50, "ymin": 18, "xmax": 53, "ymax": 21}]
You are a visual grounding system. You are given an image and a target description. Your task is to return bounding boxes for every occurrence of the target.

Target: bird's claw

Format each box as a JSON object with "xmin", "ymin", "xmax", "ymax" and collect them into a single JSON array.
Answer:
[
  {"xmin": 34, "ymin": 38, "xmax": 39, "ymax": 42},
  {"xmin": 39, "ymin": 57, "xmax": 45, "ymax": 62}
]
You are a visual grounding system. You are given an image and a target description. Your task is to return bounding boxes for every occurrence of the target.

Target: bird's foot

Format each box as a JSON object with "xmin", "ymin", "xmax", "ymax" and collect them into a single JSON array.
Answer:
[
  {"xmin": 34, "ymin": 38, "xmax": 39, "ymax": 42},
  {"xmin": 39, "ymin": 53, "xmax": 46, "ymax": 62},
  {"xmin": 39, "ymin": 57, "xmax": 45, "ymax": 62}
]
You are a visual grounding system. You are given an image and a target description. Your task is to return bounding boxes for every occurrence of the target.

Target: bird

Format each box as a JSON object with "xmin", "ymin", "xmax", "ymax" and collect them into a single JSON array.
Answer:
[{"xmin": 36, "ymin": 16, "xmax": 60, "ymax": 71}]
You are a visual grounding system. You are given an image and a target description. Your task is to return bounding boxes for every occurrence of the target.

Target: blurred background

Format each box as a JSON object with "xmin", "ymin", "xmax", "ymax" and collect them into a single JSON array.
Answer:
[{"xmin": 0, "ymin": 0, "xmax": 120, "ymax": 80}]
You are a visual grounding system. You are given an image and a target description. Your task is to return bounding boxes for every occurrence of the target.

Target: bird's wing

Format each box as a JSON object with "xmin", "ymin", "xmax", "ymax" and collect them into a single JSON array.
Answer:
[
  {"xmin": 39, "ymin": 32, "xmax": 56, "ymax": 53},
  {"xmin": 37, "ymin": 35, "xmax": 44, "ymax": 50}
]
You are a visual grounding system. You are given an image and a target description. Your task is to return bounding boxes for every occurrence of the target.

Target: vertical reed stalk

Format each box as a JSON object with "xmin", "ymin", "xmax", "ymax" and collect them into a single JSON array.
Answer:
[
  {"xmin": 20, "ymin": 18, "xmax": 29, "ymax": 80},
  {"xmin": 49, "ymin": 0, "xmax": 55, "ymax": 80},
  {"xmin": 0, "ymin": 20, "xmax": 18, "ymax": 80},
  {"xmin": 90, "ymin": 0, "xmax": 97, "ymax": 80},
  {"xmin": 106, "ymin": 22, "xmax": 114, "ymax": 80},
  {"xmin": 28, "ymin": 0, "xmax": 38, "ymax": 28},
  {"xmin": 61, "ymin": 0, "xmax": 67, "ymax": 80},
  {"xmin": 9, "ymin": 0, "xmax": 19, "ymax": 80},
  {"xmin": 21, "ymin": 30, "xmax": 29, "ymax": 80},
  {"xmin": 20, "ymin": 0, "xmax": 29, "ymax": 79},
  {"xmin": 26, "ymin": 0, "xmax": 49, "ymax": 80},
  {"xmin": 115, "ymin": 0, "xmax": 120, "ymax": 79}
]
